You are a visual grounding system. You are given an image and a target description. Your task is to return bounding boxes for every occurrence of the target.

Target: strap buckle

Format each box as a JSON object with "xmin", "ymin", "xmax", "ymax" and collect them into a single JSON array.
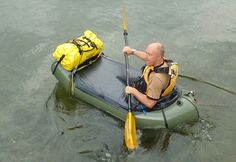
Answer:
[{"xmin": 169, "ymin": 67, "xmax": 176, "ymax": 78}]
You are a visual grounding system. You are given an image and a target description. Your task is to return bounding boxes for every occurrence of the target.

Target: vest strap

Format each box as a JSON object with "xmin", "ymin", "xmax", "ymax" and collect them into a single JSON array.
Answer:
[{"xmin": 153, "ymin": 67, "xmax": 169, "ymax": 74}]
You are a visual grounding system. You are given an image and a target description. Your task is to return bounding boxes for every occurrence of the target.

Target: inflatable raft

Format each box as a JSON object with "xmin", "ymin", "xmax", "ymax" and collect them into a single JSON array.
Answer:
[{"xmin": 51, "ymin": 54, "xmax": 199, "ymax": 129}]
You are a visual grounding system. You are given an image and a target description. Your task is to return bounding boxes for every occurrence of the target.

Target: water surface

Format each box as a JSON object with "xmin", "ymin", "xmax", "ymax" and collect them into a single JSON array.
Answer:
[{"xmin": 0, "ymin": 0, "xmax": 236, "ymax": 161}]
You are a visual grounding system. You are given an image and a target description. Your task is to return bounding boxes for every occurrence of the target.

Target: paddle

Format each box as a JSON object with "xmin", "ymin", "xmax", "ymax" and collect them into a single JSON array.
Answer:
[{"xmin": 122, "ymin": 5, "xmax": 137, "ymax": 150}]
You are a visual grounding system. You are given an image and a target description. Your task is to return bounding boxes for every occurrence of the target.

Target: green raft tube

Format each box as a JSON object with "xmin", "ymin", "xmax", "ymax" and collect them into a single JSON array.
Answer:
[{"xmin": 51, "ymin": 54, "xmax": 199, "ymax": 129}]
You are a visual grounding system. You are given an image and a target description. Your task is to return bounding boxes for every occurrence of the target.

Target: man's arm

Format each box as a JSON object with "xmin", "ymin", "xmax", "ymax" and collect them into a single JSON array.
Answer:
[
  {"xmin": 123, "ymin": 46, "xmax": 148, "ymax": 61},
  {"xmin": 125, "ymin": 86, "xmax": 157, "ymax": 109}
]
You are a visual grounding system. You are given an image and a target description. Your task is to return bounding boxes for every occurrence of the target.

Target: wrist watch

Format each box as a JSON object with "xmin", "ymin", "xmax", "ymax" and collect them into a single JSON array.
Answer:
[{"xmin": 131, "ymin": 49, "xmax": 136, "ymax": 55}]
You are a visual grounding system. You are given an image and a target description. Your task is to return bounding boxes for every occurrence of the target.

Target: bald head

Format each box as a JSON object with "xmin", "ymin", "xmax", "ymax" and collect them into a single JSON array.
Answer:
[
  {"xmin": 145, "ymin": 42, "xmax": 165, "ymax": 66},
  {"xmin": 147, "ymin": 42, "xmax": 165, "ymax": 57}
]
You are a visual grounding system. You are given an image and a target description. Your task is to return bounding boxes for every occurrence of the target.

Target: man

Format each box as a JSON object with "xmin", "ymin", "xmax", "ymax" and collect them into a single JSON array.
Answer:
[{"xmin": 123, "ymin": 42, "xmax": 173, "ymax": 109}]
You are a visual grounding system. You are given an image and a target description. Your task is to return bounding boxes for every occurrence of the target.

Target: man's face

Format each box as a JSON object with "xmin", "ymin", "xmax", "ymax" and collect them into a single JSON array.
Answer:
[{"xmin": 145, "ymin": 47, "xmax": 159, "ymax": 66}]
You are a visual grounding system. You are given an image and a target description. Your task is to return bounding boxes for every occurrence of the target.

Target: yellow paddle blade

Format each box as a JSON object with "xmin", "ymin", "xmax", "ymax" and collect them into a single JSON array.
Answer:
[
  {"xmin": 122, "ymin": 5, "xmax": 127, "ymax": 31},
  {"xmin": 125, "ymin": 112, "xmax": 137, "ymax": 150}
]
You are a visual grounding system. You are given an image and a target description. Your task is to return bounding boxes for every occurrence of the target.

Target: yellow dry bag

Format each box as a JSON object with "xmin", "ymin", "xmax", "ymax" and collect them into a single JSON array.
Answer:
[{"xmin": 53, "ymin": 30, "xmax": 103, "ymax": 71}]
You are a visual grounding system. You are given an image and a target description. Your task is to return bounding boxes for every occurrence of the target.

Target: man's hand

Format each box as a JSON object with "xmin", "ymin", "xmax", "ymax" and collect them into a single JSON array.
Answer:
[
  {"xmin": 123, "ymin": 46, "xmax": 133, "ymax": 55},
  {"xmin": 125, "ymin": 86, "xmax": 135, "ymax": 95},
  {"xmin": 125, "ymin": 86, "xmax": 157, "ymax": 109}
]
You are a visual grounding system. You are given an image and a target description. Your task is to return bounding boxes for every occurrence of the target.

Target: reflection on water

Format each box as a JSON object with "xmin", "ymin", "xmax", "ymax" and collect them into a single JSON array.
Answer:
[
  {"xmin": 139, "ymin": 129, "xmax": 172, "ymax": 152},
  {"xmin": 46, "ymin": 83, "xmax": 78, "ymax": 114},
  {"xmin": 45, "ymin": 83, "xmax": 125, "ymax": 162},
  {"xmin": 45, "ymin": 83, "xmax": 91, "ymax": 134}
]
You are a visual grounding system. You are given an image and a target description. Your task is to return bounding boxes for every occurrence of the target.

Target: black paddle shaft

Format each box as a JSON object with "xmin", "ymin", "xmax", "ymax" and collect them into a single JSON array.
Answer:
[{"xmin": 123, "ymin": 30, "xmax": 132, "ymax": 111}]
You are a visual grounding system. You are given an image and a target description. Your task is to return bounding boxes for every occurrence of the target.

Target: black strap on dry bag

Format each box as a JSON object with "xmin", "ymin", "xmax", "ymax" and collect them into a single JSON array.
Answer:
[{"xmin": 52, "ymin": 54, "xmax": 65, "ymax": 75}]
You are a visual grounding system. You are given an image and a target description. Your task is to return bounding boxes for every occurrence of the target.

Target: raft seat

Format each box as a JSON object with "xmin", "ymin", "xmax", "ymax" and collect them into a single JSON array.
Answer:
[{"xmin": 150, "ymin": 87, "xmax": 181, "ymax": 111}]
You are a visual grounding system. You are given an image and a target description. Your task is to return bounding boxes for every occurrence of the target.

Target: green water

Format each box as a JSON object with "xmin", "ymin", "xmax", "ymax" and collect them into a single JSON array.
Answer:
[{"xmin": 0, "ymin": 0, "xmax": 236, "ymax": 161}]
